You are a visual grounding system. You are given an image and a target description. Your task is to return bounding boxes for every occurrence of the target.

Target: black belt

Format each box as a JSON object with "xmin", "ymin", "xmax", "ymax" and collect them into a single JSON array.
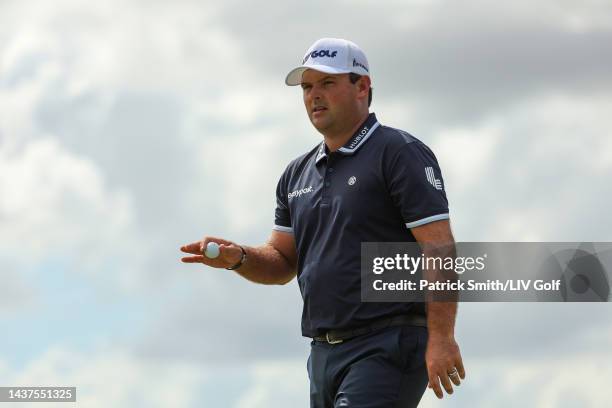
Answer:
[{"xmin": 313, "ymin": 314, "xmax": 427, "ymax": 345}]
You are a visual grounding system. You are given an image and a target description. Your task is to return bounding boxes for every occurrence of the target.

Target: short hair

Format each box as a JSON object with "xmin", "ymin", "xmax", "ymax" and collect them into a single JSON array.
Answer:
[{"xmin": 348, "ymin": 73, "xmax": 373, "ymax": 107}]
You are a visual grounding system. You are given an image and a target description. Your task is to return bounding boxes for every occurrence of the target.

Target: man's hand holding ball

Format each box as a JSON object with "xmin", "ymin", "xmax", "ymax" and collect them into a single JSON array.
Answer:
[{"xmin": 180, "ymin": 237, "xmax": 245, "ymax": 270}]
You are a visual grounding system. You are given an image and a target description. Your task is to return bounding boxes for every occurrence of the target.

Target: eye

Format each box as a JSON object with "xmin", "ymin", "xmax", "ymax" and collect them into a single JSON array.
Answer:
[
  {"xmin": 301, "ymin": 84, "xmax": 312, "ymax": 91},
  {"xmin": 324, "ymin": 80, "xmax": 334, "ymax": 86}
]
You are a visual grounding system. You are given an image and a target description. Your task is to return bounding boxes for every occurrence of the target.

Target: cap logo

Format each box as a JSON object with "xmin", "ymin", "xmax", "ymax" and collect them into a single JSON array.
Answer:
[
  {"xmin": 352, "ymin": 58, "xmax": 368, "ymax": 72},
  {"xmin": 303, "ymin": 49, "xmax": 338, "ymax": 64}
]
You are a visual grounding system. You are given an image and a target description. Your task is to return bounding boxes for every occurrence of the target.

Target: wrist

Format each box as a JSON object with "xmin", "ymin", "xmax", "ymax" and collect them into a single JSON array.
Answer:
[
  {"xmin": 427, "ymin": 330, "xmax": 456, "ymax": 342},
  {"xmin": 226, "ymin": 246, "xmax": 247, "ymax": 270}
]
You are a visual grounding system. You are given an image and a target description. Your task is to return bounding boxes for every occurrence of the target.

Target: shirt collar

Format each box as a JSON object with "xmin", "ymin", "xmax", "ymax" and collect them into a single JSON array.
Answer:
[{"xmin": 315, "ymin": 113, "xmax": 380, "ymax": 165}]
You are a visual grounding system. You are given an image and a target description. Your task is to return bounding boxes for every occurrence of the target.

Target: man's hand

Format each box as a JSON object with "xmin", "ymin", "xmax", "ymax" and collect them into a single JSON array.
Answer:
[
  {"xmin": 179, "ymin": 231, "xmax": 297, "ymax": 285},
  {"xmin": 425, "ymin": 334, "xmax": 465, "ymax": 399},
  {"xmin": 180, "ymin": 236, "xmax": 243, "ymax": 269}
]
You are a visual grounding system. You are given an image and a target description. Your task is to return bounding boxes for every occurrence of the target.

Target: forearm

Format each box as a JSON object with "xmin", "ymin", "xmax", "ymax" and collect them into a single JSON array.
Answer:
[
  {"xmin": 422, "ymin": 240, "xmax": 458, "ymax": 338},
  {"xmin": 426, "ymin": 302, "xmax": 457, "ymax": 338},
  {"xmin": 411, "ymin": 220, "xmax": 465, "ymax": 398},
  {"xmin": 232, "ymin": 243, "xmax": 296, "ymax": 285}
]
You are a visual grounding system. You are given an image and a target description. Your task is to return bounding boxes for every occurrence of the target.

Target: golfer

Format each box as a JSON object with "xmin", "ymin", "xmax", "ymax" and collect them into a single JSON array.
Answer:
[{"xmin": 181, "ymin": 38, "xmax": 465, "ymax": 407}]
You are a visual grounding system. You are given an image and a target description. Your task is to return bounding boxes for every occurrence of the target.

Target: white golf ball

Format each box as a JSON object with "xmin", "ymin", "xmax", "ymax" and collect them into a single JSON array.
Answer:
[{"xmin": 204, "ymin": 242, "xmax": 220, "ymax": 259}]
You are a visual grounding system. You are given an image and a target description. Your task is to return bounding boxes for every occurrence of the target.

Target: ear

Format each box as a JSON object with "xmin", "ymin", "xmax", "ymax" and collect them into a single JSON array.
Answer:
[{"xmin": 357, "ymin": 75, "xmax": 371, "ymax": 97}]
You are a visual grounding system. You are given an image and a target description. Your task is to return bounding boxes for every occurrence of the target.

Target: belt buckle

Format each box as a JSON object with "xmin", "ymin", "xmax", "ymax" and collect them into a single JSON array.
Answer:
[{"xmin": 326, "ymin": 332, "xmax": 343, "ymax": 344}]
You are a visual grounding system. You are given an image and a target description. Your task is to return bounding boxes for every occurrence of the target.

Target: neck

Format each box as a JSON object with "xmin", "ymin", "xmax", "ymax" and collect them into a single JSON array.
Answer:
[{"xmin": 323, "ymin": 111, "xmax": 370, "ymax": 152}]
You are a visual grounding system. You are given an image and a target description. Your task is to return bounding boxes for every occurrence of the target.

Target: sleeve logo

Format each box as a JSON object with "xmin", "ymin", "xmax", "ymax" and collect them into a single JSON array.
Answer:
[{"xmin": 425, "ymin": 167, "xmax": 443, "ymax": 190}]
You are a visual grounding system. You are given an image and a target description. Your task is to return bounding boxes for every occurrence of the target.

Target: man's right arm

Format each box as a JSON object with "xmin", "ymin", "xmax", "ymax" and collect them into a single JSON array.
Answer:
[{"xmin": 180, "ymin": 230, "xmax": 297, "ymax": 285}]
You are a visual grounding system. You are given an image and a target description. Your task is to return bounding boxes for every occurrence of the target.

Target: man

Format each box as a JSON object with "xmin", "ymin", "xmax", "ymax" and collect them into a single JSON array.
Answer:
[{"xmin": 181, "ymin": 38, "xmax": 465, "ymax": 407}]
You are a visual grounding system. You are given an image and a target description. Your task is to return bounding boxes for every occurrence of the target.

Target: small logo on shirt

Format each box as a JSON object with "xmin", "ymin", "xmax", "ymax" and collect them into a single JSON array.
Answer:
[
  {"xmin": 425, "ymin": 167, "xmax": 443, "ymax": 190},
  {"xmin": 347, "ymin": 126, "xmax": 369, "ymax": 150},
  {"xmin": 347, "ymin": 176, "xmax": 357, "ymax": 186},
  {"xmin": 337, "ymin": 397, "xmax": 349, "ymax": 406},
  {"xmin": 288, "ymin": 185, "xmax": 314, "ymax": 199}
]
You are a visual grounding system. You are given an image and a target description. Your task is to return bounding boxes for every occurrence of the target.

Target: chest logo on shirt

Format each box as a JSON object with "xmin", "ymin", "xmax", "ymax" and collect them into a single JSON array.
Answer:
[
  {"xmin": 288, "ymin": 185, "xmax": 314, "ymax": 200},
  {"xmin": 347, "ymin": 176, "xmax": 357, "ymax": 186},
  {"xmin": 425, "ymin": 166, "xmax": 443, "ymax": 190}
]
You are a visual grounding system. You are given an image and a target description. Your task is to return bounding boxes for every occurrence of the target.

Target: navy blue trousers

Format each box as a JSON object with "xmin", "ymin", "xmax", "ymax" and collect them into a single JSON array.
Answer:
[{"xmin": 307, "ymin": 325, "xmax": 428, "ymax": 408}]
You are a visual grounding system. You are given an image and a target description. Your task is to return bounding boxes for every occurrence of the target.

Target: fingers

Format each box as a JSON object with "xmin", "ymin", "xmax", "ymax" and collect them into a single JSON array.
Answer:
[
  {"xmin": 449, "ymin": 371, "xmax": 461, "ymax": 386},
  {"xmin": 218, "ymin": 243, "xmax": 242, "ymax": 260},
  {"xmin": 180, "ymin": 236, "xmax": 235, "ymax": 255},
  {"xmin": 438, "ymin": 371, "xmax": 454, "ymax": 396},
  {"xmin": 446, "ymin": 353, "xmax": 466, "ymax": 387},
  {"xmin": 180, "ymin": 252, "xmax": 229, "ymax": 268},
  {"xmin": 181, "ymin": 255, "xmax": 205, "ymax": 263},
  {"xmin": 180, "ymin": 242, "xmax": 203, "ymax": 255},
  {"xmin": 427, "ymin": 373, "xmax": 443, "ymax": 399},
  {"xmin": 428, "ymin": 369, "xmax": 459, "ymax": 399},
  {"xmin": 456, "ymin": 357, "xmax": 466, "ymax": 380},
  {"xmin": 199, "ymin": 236, "xmax": 235, "ymax": 252},
  {"xmin": 205, "ymin": 236, "xmax": 235, "ymax": 245},
  {"xmin": 425, "ymin": 337, "xmax": 466, "ymax": 399},
  {"xmin": 180, "ymin": 236, "xmax": 243, "ymax": 269}
]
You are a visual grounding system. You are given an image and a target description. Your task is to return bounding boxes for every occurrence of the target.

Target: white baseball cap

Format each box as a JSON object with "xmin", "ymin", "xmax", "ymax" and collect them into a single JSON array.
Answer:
[{"xmin": 285, "ymin": 38, "xmax": 371, "ymax": 86}]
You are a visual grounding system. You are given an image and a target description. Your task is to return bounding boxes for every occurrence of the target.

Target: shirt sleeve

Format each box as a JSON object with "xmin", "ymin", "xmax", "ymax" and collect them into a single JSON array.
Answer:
[
  {"xmin": 385, "ymin": 141, "xmax": 449, "ymax": 229},
  {"xmin": 273, "ymin": 169, "xmax": 293, "ymax": 234}
]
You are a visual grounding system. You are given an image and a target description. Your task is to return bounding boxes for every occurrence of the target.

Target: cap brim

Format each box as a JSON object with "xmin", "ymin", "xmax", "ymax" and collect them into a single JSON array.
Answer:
[{"xmin": 285, "ymin": 64, "xmax": 352, "ymax": 86}]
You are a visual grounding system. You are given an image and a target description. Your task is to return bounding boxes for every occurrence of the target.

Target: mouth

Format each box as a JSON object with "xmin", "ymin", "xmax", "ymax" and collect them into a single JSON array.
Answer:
[{"xmin": 312, "ymin": 106, "xmax": 327, "ymax": 114}]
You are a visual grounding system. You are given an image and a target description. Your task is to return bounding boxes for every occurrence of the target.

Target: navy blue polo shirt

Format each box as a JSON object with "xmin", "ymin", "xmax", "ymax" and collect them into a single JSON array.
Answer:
[{"xmin": 274, "ymin": 113, "xmax": 449, "ymax": 338}]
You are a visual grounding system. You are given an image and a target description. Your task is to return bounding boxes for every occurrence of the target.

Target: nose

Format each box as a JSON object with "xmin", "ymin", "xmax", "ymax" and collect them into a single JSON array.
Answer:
[
  {"xmin": 304, "ymin": 82, "xmax": 323, "ymax": 107},
  {"xmin": 310, "ymin": 84, "xmax": 321, "ymax": 99},
  {"xmin": 310, "ymin": 83, "xmax": 323, "ymax": 100}
]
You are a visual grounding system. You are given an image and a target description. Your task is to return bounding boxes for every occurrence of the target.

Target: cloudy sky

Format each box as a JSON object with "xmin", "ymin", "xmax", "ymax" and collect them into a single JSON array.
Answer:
[{"xmin": 1, "ymin": 0, "xmax": 611, "ymax": 406}]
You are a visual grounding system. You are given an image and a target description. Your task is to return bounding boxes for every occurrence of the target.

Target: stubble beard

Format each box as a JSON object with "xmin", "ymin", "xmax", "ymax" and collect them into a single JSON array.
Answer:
[{"xmin": 310, "ymin": 113, "xmax": 334, "ymax": 133}]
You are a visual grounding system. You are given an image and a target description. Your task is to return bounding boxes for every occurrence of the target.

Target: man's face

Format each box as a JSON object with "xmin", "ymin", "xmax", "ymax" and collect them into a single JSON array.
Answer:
[{"xmin": 300, "ymin": 70, "xmax": 361, "ymax": 133}]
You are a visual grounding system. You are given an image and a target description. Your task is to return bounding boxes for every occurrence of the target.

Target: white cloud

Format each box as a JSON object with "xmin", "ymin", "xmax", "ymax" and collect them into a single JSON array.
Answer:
[
  {"xmin": 426, "ymin": 94, "xmax": 612, "ymax": 241},
  {"xmin": 382, "ymin": 0, "xmax": 612, "ymax": 33},
  {"xmin": 1, "ymin": 1, "xmax": 611, "ymax": 407},
  {"xmin": 0, "ymin": 0, "xmax": 225, "ymax": 93},
  {"xmin": 432, "ymin": 122, "xmax": 502, "ymax": 193},
  {"xmin": 0, "ymin": 137, "xmax": 142, "ymax": 291},
  {"xmin": 2, "ymin": 346, "xmax": 207, "ymax": 408},
  {"xmin": 469, "ymin": 352, "xmax": 612, "ymax": 408},
  {"xmin": 199, "ymin": 126, "xmax": 304, "ymax": 237},
  {"xmin": 0, "ymin": 344, "xmax": 309, "ymax": 408},
  {"xmin": 234, "ymin": 359, "xmax": 309, "ymax": 408}
]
